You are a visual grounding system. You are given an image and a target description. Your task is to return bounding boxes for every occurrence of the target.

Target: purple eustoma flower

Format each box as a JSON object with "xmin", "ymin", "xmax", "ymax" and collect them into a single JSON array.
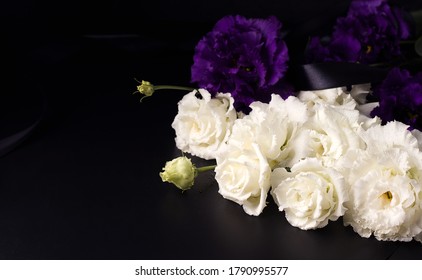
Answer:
[
  {"xmin": 191, "ymin": 15, "xmax": 290, "ymax": 112},
  {"xmin": 371, "ymin": 68, "xmax": 422, "ymax": 130},
  {"xmin": 306, "ymin": 0, "xmax": 411, "ymax": 64}
]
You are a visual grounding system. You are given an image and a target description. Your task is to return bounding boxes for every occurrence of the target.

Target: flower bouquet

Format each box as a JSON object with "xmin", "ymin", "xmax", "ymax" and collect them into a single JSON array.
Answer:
[{"xmin": 136, "ymin": 0, "xmax": 422, "ymax": 243}]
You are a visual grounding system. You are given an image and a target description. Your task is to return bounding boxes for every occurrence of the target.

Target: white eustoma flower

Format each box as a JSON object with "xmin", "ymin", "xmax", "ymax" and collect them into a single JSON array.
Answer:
[
  {"xmin": 343, "ymin": 121, "xmax": 422, "ymax": 242},
  {"xmin": 226, "ymin": 94, "xmax": 309, "ymax": 168},
  {"xmin": 349, "ymin": 83, "xmax": 379, "ymax": 118},
  {"xmin": 415, "ymin": 233, "xmax": 422, "ymax": 243},
  {"xmin": 215, "ymin": 143, "xmax": 271, "ymax": 216},
  {"xmin": 271, "ymin": 158, "xmax": 348, "ymax": 230},
  {"xmin": 298, "ymin": 85, "xmax": 380, "ymax": 129},
  {"xmin": 298, "ymin": 87, "xmax": 357, "ymax": 111},
  {"xmin": 297, "ymin": 84, "xmax": 376, "ymax": 117},
  {"xmin": 303, "ymin": 103, "xmax": 364, "ymax": 167},
  {"xmin": 358, "ymin": 114, "xmax": 382, "ymax": 130},
  {"xmin": 349, "ymin": 84, "xmax": 371, "ymax": 105},
  {"xmin": 172, "ymin": 89, "xmax": 236, "ymax": 160},
  {"xmin": 411, "ymin": 128, "xmax": 422, "ymax": 151}
]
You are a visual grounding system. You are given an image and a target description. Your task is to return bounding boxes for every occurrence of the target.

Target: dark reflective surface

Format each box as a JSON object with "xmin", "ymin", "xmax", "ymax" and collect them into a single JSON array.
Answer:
[{"xmin": 1, "ymin": 0, "xmax": 422, "ymax": 259}]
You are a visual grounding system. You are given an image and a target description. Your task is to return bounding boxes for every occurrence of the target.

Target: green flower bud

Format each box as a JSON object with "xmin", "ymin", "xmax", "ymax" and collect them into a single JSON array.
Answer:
[
  {"xmin": 160, "ymin": 156, "xmax": 198, "ymax": 191},
  {"xmin": 137, "ymin": 80, "xmax": 155, "ymax": 97},
  {"xmin": 133, "ymin": 79, "xmax": 195, "ymax": 102}
]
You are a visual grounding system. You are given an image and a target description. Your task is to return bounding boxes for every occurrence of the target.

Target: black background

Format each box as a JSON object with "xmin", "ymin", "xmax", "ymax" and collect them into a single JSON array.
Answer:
[{"xmin": 1, "ymin": 0, "xmax": 422, "ymax": 259}]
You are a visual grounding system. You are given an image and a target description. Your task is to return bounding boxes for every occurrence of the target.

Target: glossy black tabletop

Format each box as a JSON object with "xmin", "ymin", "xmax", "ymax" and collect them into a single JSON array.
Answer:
[{"xmin": 1, "ymin": 0, "xmax": 422, "ymax": 260}]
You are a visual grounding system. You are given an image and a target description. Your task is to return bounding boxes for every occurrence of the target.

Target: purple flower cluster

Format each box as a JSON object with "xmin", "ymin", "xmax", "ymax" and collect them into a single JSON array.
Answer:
[
  {"xmin": 371, "ymin": 68, "xmax": 422, "ymax": 130},
  {"xmin": 191, "ymin": 15, "xmax": 290, "ymax": 112},
  {"xmin": 306, "ymin": 0, "xmax": 411, "ymax": 64}
]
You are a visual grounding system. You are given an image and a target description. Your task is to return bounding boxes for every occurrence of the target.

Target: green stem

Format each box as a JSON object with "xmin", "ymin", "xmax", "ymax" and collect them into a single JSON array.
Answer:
[
  {"xmin": 154, "ymin": 85, "xmax": 195, "ymax": 91},
  {"xmin": 196, "ymin": 165, "xmax": 217, "ymax": 173}
]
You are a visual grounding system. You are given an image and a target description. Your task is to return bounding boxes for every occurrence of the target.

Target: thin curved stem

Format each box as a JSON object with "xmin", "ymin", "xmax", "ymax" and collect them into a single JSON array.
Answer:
[
  {"xmin": 196, "ymin": 165, "xmax": 217, "ymax": 173},
  {"xmin": 154, "ymin": 85, "xmax": 195, "ymax": 91}
]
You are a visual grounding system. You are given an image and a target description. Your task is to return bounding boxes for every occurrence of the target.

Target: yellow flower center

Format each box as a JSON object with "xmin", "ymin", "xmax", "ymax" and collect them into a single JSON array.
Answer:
[
  {"xmin": 383, "ymin": 191, "xmax": 393, "ymax": 200},
  {"xmin": 379, "ymin": 191, "xmax": 393, "ymax": 208}
]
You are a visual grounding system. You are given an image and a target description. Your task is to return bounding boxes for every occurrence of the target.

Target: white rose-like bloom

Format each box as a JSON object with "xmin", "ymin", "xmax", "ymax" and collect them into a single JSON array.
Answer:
[
  {"xmin": 215, "ymin": 143, "xmax": 271, "ymax": 216},
  {"xmin": 298, "ymin": 85, "xmax": 380, "ymax": 129},
  {"xmin": 172, "ymin": 89, "xmax": 236, "ymax": 160},
  {"xmin": 411, "ymin": 128, "xmax": 422, "ymax": 151},
  {"xmin": 297, "ymin": 84, "xmax": 375, "ymax": 116},
  {"xmin": 349, "ymin": 84, "xmax": 382, "ymax": 129},
  {"xmin": 349, "ymin": 83, "xmax": 379, "ymax": 118},
  {"xmin": 304, "ymin": 103, "xmax": 364, "ymax": 167},
  {"xmin": 271, "ymin": 158, "xmax": 348, "ymax": 230},
  {"xmin": 298, "ymin": 87, "xmax": 357, "ymax": 111},
  {"xmin": 226, "ymin": 94, "xmax": 309, "ymax": 168},
  {"xmin": 343, "ymin": 122, "xmax": 422, "ymax": 242},
  {"xmin": 349, "ymin": 83, "xmax": 371, "ymax": 105},
  {"xmin": 416, "ymin": 233, "xmax": 422, "ymax": 243}
]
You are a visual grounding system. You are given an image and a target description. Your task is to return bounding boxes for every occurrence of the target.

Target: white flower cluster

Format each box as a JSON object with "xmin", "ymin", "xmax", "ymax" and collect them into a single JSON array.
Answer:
[{"xmin": 171, "ymin": 87, "xmax": 422, "ymax": 243}]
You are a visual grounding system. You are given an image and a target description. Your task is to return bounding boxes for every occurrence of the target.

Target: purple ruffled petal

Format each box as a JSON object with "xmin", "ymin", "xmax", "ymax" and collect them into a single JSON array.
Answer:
[
  {"xmin": 191, "ymin": 15, "xmax": 290, "ymax": 112},
  {"xmin": 306, "ymin": 0, "xmax": 412, "ymax": 64},
  {"xmin": 371, "ymin": 68, "xmax": 422, "ymax": 130}
]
